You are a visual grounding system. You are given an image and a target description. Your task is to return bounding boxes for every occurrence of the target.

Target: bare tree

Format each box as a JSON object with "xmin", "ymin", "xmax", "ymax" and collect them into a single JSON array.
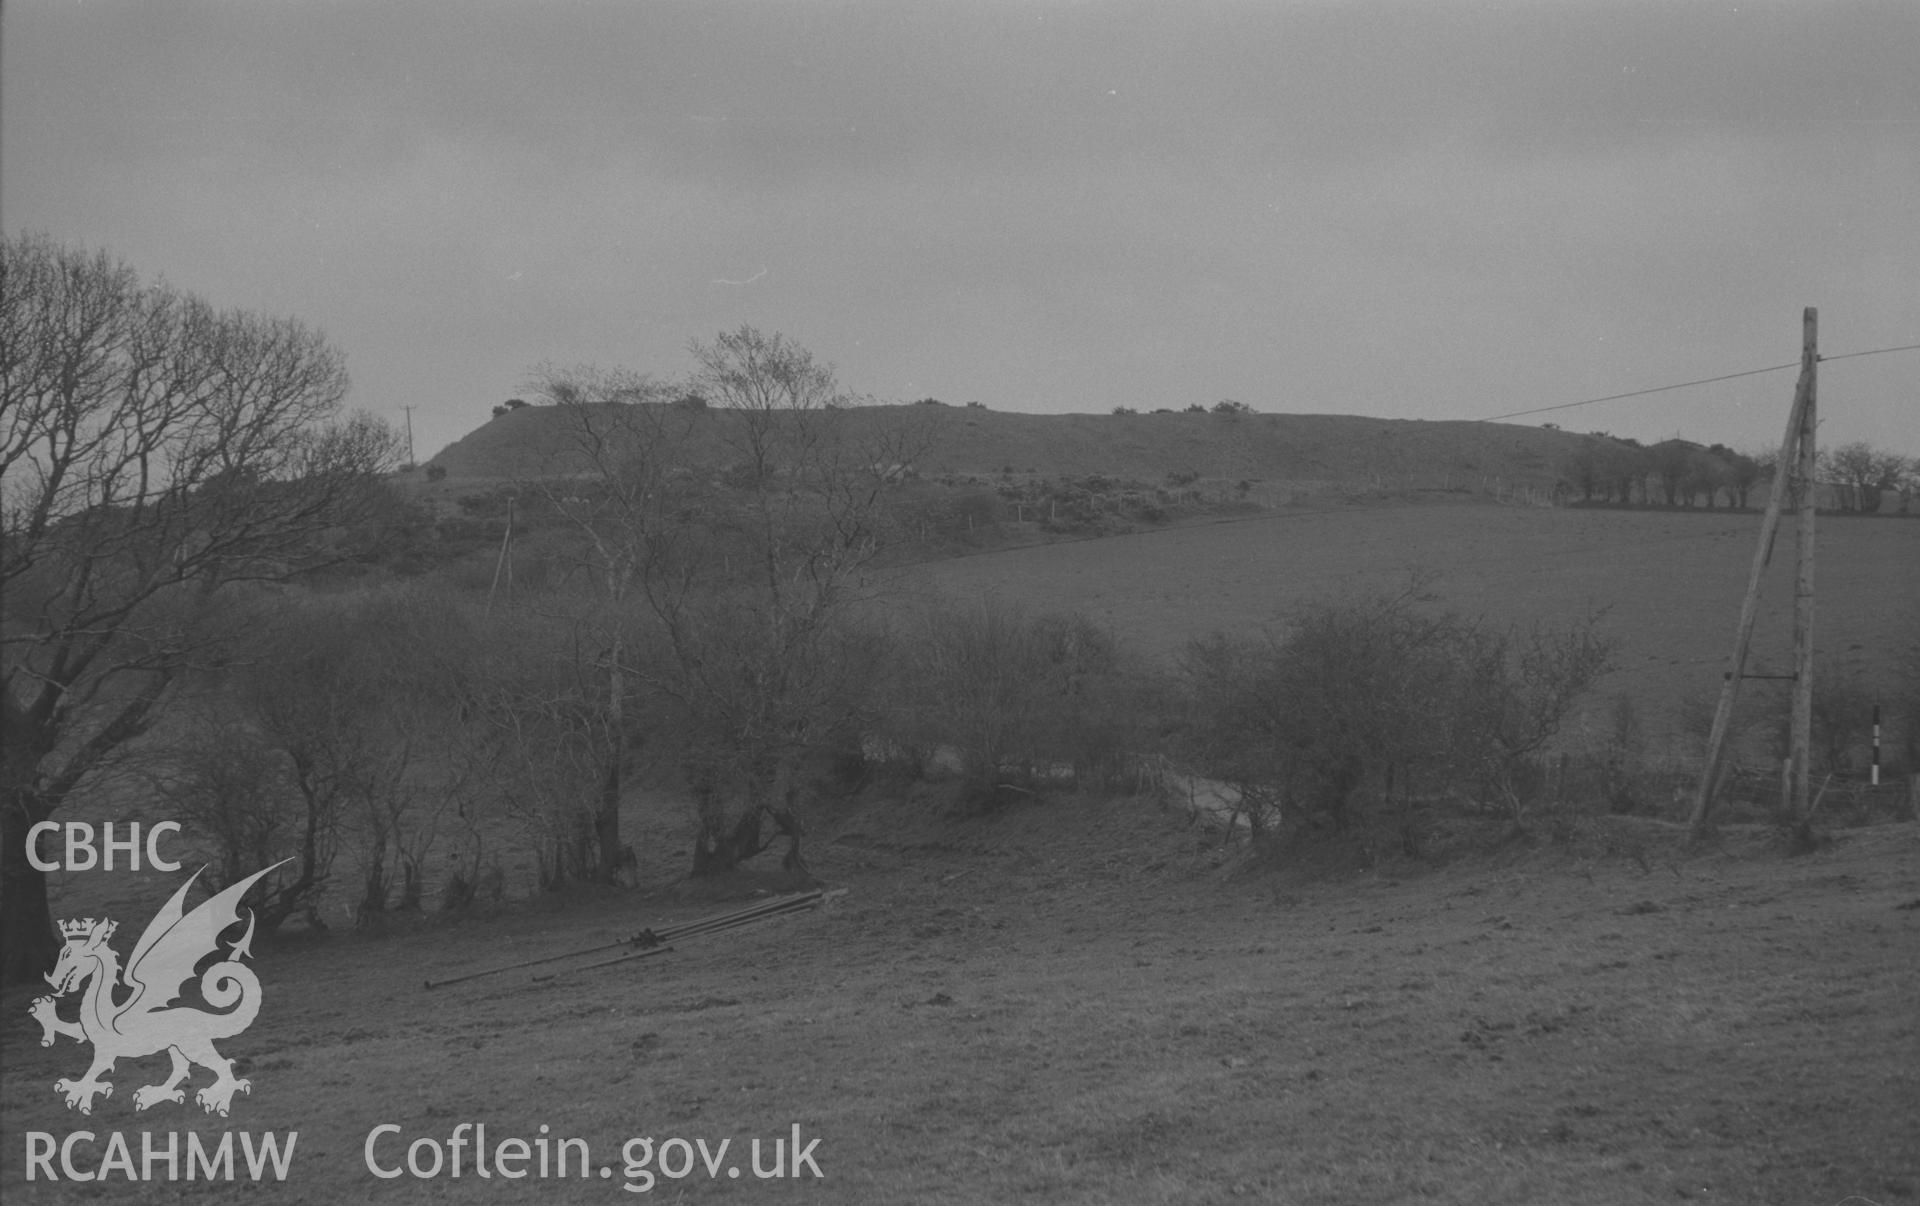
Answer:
[
  {"xmin": 1821, "ymin": 440, "xmax": 1908, "ymax": 514},
  {"xmin": 470, "ymin": 591, "xmax": 665, "ymax": 890},
  {"xmin": 153, "ymin": 586, "xmax": 489, "ymax": 930},
  {"xmin": 892, "ymin": 599, "xmax": 1046, "ymax": 805},
  {"xmin": 524, "ymin": 329, "xmax": 932, "ymax": 878},
  {"xmin": 1446, "ymin": 617, "xmax": 1615, "ymax": 830},
  {"xmin": 150, "ymin": 707, "xmax": 313, "ymax": 917},
  {"xmin": 1180, "ymin": 583, "xmax": 1460, "ymax": 844},
  {"xmin": 1562, "ymin": 442, "xmax": 1603, "ymax": 503},
  {"xmin": 1649, "ymin": 441, "xmax": 1697, "ymax": 507},
  {"xmin": 1596, "ymin": 440, "xmax": 1649, "ymax": 505},
  {"xmin": 0, "ymin": 233, "xmax": 395, "ymax": 981},
  {"xmin": 887, "ymin": 601, "xmax": 1140, "ymax": 807},
  {"xmin": 1180, "ymin": 583, "xmax": 1612, "ymax": 853},
  {"xmin": 1895, "ymin": 455, "xmax": 1920, "ymax": 515},
  {"xmin": 1725, "ymin": 448, "xmax": 1765, "ymax": 509},
  {"xmin": 663, "ymin": 328, "xmax": 932, "ymax": 874},
  {"xmin": 512, "ymin": 365, "xmax": 688, "ymax": 884}
]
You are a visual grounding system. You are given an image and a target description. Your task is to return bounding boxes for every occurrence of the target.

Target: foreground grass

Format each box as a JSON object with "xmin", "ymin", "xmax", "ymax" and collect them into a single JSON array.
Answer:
[{"xmin": 5, "ymin": 795, "xmax": 1917, "ymax": 1205}]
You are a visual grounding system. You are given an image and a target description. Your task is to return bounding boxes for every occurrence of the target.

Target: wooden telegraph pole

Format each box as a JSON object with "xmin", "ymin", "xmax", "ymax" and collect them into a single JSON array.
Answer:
[
  {"xmin": 1688, "ymin": 308, "xmax": 1818, "ymax": 835},
  {"xmin": 1787, "ymin": 310, "xmax": 1819, "ymax": 824}
]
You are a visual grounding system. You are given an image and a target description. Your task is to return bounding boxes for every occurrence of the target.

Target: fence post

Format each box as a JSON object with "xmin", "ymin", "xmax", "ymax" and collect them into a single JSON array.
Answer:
[{"xmin": 1871, "ymin": 704, "xmax": 1881, "ymax": 787}]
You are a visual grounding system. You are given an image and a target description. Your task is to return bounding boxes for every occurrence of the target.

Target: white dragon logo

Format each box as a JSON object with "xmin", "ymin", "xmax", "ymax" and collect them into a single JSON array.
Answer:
[{"xmin": 30, "ymin": 861, "xmax": 287, "ymax": 1117}]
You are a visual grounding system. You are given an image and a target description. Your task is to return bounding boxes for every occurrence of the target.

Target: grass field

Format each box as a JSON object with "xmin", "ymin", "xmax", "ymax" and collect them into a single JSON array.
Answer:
[
  {"xmin": 908, "ymin": 497, "xmax": 1920, "ymax": 759},
  {"xmin": 5, "ymin": 793, "xmax": 1917, "ymax": 1204}
]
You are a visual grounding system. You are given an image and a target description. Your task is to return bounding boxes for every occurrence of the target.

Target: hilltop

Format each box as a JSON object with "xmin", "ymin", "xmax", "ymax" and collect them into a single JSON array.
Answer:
[{"xmin": 425, "ymin": 402, "xmax": 1604, "ymax": 499}]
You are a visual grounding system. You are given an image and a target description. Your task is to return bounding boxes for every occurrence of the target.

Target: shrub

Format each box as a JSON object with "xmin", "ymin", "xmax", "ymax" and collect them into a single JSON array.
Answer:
[
  {"xmin": 1180, "ymin": 583, "xmax": 1613, "ymax": 852},
  {"xmin": 883, "ymin": 601, "xmax": 1149, "ymax": 808}
]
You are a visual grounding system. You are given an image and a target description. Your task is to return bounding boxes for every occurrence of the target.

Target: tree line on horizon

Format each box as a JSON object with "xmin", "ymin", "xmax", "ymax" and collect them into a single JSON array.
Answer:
[{"xmin": 1556, "ymin": 431, "xmax": 1917, "ymax": 514}]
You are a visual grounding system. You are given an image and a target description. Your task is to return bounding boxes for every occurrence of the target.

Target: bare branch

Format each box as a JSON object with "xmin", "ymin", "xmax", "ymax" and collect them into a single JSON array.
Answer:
[{"xmin": 3, "ymin": 232, "xmax": 394, "ymax": 979}]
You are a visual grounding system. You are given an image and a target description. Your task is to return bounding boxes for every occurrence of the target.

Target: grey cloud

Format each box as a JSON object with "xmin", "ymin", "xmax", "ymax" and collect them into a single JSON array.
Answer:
[
  {"xmin": 17, "ymin": 2, "xmax": 1916, "ymax": 186},
  {"xmin": 5, "ymin": 1, "xmax": 1915, "ymax": 457}
]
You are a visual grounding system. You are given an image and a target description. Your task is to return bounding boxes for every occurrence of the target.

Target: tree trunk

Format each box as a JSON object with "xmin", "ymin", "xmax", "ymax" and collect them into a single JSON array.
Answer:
[
  {"xmin": 256, "ymin": 771, "xmax": 331, "ymax": 933},
  {"xmin": 771, "ymin": 780, "xmax": 807, "ymax": 874},
  {"xmin": 691, "ymin": 806, "xmax": 768, "ymax": 876},
  {"xmin": 595, "ymin": 638, "xmax": 625, "ymax": 884},
  {"xmin": 781, "ymin": 835, "xmax": 810, "ymax": 875},
  {"xmin": 357, "ymin": 801, "xmax": 391, "ymax": 921},
  {"xmin": 398, "ymin": 858, "xmax": 424, "ymax": 911},
  {"xmin": 358, "ymin": 849, "xmax": 388, "ymax": 923},
  {"xmin": 1323, "ymin": 754, "xmax": 1364, "ymax": 831},
  {"xmin": 594, "ymin": 758, "xmax": 623, "ymax": 883},
  {"xmin": 1, "ymin": 788, "xmax": 60, "ymax": 984}
]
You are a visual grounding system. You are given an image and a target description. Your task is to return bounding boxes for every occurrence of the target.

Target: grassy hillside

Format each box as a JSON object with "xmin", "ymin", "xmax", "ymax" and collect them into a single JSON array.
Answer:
[
  {"xmin": 426, "ymin": 402, "xmax": 1602, "ymax": 497},
  {"xmin": 9, "ymin": 796, "xmax": 1916, "ymax": 1204}
]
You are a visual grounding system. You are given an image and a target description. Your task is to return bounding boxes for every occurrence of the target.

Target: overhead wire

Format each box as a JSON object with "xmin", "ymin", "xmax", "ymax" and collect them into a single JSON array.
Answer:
[
  {"xmin": 1471, "ymin": 339, "xmax": 1920, "ymax": 424},
  {"xmin": 1266, "ymin": 339, "xmax": 1920, "ymax": 463},
  {"xmin": 1470, "ymin": 362, "xmax": 1797, "ymax": 423}
]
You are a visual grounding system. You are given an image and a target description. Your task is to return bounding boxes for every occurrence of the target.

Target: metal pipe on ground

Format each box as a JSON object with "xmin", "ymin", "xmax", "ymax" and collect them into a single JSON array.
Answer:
[
  {"xmin": 650, "ymin": 906, "xmax": 813, "ymax": 947},
  {"xmin": 644, "ymin": 890, "xmax": 825, "ymax": 946},
  {"xmin": 532, "ymin": 944, "xmax": 675, "ymax": 982},
  {"xmin": 423, "ymin": 935, "xmax": 633, "ymax": 990},
  {"xmin": 631, "ymin": 890, "xmax": 822, "ymax": 946},
  {"xmin": 656, "ymin": 889, "xmax": 823, "ymax": 935},
  {"xmin": 424, "ymin": 889, "xmax": 828, "ymax": 989}
]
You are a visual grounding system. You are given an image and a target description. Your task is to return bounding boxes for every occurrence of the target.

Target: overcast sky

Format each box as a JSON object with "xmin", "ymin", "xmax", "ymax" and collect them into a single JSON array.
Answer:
[{"xmin": 5, "ymin": 1, "xmax": 1916, "ymax": 462}]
